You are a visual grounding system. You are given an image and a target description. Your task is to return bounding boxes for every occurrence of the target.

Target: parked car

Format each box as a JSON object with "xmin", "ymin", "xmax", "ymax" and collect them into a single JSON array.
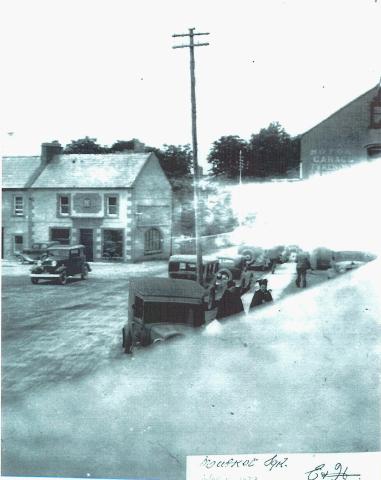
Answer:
[
  {"xmin": 237, "ymin": 245, "xmax": 270, "ymax": 271},
  {"xmin": 16, "ymin": 241, "xmax": 60, "ymax": 264},
  {"xmin": 327, "ymin": 250, "xmax": 377, "ymax": 279},
  {"xmin": 30, "ymin": 244, "xmax": 91, "ymax": 285},
  {"xmin": 280, "ymin": 244, "xmax": 302, "ymax": 263},
  {"xmin": 168, "ymin": 254, "xmax": 227, "ymax": 308},
  {"xmin": 122, "ymin": 277, "xmax": 216, "ymax": 353},
  {"xmin": 216, "ymin": 255, "xmax": 254, "ymax": 294}
]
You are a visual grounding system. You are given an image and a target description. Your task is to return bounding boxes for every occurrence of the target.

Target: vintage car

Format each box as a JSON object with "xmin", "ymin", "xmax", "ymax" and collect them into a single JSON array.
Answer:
[
  {"xmin": 310, "ymin": 247, "xmax": 334, "ymax": 270},
  {"xmin": 216, "ymin": 255, "xmax": 254, "ymax": 294},
  {"xmin": 122, "ymin": 277, "xmax": 217, "ymax": 353},
  {"xmin": 30, "ymin": 244, "xmax": 91, "ymax": 285},
  {"xmin": 237, "ymin": 245, "xmax": 271, "ymax": 271},
  {"xmin": 168, "ymin": 254, "xmax": 227, "ymax": 308},
  {"xmin": 16, "ymin": 241, "xmax": 60, "ymax": 264},
  {"xmin": 327, "ymin": 250, "xmax": 377, "ymax": 279}
]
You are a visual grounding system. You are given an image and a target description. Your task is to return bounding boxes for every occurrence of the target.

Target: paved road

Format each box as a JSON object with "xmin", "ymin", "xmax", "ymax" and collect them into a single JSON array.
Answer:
[
  {"xmin": 2, "ymin": 258, "xmax": 328, "ymax": 397},
  {"xmin": 1, "ymin": 261, "xmax": 168, "ymax": 396}
]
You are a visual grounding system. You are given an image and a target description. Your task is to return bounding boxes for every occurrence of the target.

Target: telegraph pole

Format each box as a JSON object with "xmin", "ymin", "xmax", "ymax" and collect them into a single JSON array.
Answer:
[{"xmin": 172, "ymin": 28, "xmax": 209, "ymax": 285}]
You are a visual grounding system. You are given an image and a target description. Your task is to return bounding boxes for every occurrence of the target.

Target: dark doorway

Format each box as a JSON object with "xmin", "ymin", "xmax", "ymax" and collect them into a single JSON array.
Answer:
[{"xmin": 80, "ymin": 229, "xmax": 94, "ymax": 261}]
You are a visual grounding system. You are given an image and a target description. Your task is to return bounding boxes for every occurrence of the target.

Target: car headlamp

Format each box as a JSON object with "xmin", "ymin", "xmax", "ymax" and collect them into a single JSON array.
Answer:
[
  {"xmin": 51, "ymin": 260, "xmax": 57, "ymax": 267},
  {"xmin": 37, "ymin": 260, "xmax": 42, "ymax": 266}
]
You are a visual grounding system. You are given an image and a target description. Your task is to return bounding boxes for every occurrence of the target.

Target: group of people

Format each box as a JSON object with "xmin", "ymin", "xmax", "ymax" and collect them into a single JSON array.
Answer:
[
  {"xmin": 216, "ymin": 250, "xmax": 313, "ymax": 320},
  {"xmin": 216, "ymin": 278, "xmax": 273, "ymax": 320}
]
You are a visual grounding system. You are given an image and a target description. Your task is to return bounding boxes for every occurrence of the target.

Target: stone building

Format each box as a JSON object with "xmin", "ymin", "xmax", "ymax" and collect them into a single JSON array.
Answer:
[
  {"xmin": 301, "ymin": 82, "xmax": 381, "ymax": 177},
  {"xmin": 2, "ymin": 143, "xmax": 173, "ymax": 262}
]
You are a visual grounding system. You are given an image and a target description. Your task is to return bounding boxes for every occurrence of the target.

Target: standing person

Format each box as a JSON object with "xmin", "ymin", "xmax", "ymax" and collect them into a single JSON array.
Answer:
[
  {"xmin": 268, "ymin": 246, "xmax": 281, "ymax": 274},
  {"xmin": 249, "ymin": 279, "xmax": 273, "ymax": 309},
  {"xmin": 295, "ymin": 251, "xmax": 312, "ymax": 288},
  {"xmin": 216, "ymin": 280, "xmax": 244, "ymax": 319}
]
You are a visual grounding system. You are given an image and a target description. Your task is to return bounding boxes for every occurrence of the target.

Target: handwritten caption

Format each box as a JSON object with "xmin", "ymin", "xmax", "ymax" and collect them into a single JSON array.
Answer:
[{"xmin": 187, "ymin": 452, "xmax": 381, "ymax": 480}]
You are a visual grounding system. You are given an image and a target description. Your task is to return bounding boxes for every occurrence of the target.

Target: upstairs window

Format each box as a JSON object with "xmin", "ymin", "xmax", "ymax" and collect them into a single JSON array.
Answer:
[
  {"xmin": 370, "ymin": 90, "xmax": 381, "ymax": 129},
  {"xmin": 14, "ymin": 196, "xmax": 24, "ymax": 216},
  {"xmin": 58, "ymin": 195, "xmax": 70, "ymax": 216},
  {"xmin": 105, "ymin": 195, "xmax": 118, "ymax": 216}
]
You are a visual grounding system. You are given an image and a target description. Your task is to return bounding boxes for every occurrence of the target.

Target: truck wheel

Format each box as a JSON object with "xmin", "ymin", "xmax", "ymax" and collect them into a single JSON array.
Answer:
[
  {"xmin": 81, "ymin": 265, "xmax": 89, "ymax": 280},
  {"xmin": 31, "ymin": 278, "xmax": 39, "ymax": 285},
  {"xmin": 123, "ymin": 328, "xmax": 133, "ymax": 354},
  {"xmin": 59, "ymin": 272, "xmax": 67, "ymax": 285}
]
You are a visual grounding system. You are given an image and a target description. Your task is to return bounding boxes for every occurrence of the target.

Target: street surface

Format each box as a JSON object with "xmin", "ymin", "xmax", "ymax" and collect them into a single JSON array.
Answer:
[{"xmin": 1, "ymin": 255, "xmax": 380, "ymax": 480}]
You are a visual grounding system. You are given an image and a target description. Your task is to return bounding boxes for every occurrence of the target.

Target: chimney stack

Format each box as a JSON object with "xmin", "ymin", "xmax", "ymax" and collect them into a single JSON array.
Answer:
[{"xmin": 41, "ymin": 141, "xmax": 62, "ymax": 165}]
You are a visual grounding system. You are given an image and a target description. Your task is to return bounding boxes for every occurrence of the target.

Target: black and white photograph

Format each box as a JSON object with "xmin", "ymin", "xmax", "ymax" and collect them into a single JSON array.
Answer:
[{"xmin": 1, "ymin": 1, "xmax": 381, "ymax": 479}]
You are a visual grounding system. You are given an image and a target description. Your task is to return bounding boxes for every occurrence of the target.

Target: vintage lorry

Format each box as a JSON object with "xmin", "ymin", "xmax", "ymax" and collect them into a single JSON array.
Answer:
[{"xmin": 122, "ymin": 277, "xmax": 218, "ymax": 353}]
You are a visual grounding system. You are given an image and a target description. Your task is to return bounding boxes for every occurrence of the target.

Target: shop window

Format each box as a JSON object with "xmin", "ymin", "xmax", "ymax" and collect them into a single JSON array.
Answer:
[
  {"xmin": 105, "ymin": 195, "xmax": 118, "ymax": 216},
  {"xmin": 102, "ymin": 229, "xmax": 123, "ymax": 258},
  {"xmin": 51, "ymin": 228, "xmax": 70, "ymax": 245},
  {"xmin": 144, "ymin": 228, "xmax": 162, "ymax": 255},
  {"xmin": 14, "ymin": 196, "xmax": 24, "ymax": 216},
  {"xmin": 58, "ymin": 195, "xmax": 70, "ymax": 216},
  {"xmin": 14, "ymin": 235, "xmax": 24, "ymax": 253}
]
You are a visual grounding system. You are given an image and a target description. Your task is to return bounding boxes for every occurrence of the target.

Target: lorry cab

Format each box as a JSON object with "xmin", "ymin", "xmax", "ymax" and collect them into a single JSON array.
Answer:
[
  {"xmin": 168, "ymin": 254, "xmax": 226, "ymax": 307},
  {"xmin": 122, "ymin": 277, "xmax": 216, "ymax": 353}
]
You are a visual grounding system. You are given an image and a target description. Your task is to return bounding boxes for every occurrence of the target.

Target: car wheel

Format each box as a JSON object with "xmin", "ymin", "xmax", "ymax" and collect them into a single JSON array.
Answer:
[
  {"xmin": 123, "ymin": 328, "xmax": 133, "ymax": 354},
  {"xmin": 81, "ymin": 265, "xmax": 89, "ymax": 280},
  {"xmin": 241, "ymin": 249, "xmax": 254, "ymax": 265},
  {"xmin": 217, "ymin": 268, "xmax": 232, "ymax": 282},
  {"xmin": 59, "ymin": 272, "xmax": 67, "ymax": 285},
  {"xmin": 31, "ymin": 278, "xmax": 39, "ymax": 284}
]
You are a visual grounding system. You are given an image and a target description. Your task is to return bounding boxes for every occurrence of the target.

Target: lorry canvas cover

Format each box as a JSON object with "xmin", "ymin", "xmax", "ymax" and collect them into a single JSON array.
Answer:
[{"xmin": 130, "ymin": 277, "xmax": 206, "ymax": 304}]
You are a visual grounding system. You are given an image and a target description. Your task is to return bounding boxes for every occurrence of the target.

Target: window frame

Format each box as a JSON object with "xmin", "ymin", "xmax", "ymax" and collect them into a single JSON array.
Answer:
[
  {"xmin": 144, "ymin": 227, "xmax": 163, "ymax": 255},
  {"xmin": 13, "ymin": 195, "xmax": 24, "ymax": 216},
  {"xmin": 102, "ymin": 228, "xmax": 124, "ymax": 259},
  {"xmin": 104, "ymin": 194, "xmax": 119, "ymax": 217},
  {"xmin": 57, "ymin": 194, "xmax": 71, "ymax": 217}
]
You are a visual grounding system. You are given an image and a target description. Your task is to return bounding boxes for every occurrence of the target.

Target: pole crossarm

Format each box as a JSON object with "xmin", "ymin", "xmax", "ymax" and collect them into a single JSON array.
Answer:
[{"xmin": 173, "ymin": 43, "xmax": 209, "ymax": 49}]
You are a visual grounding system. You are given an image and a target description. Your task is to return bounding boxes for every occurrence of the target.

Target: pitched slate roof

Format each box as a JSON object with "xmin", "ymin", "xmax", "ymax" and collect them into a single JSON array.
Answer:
[
  {"xmin": 32, "ymin": 152, "xmax": 153, "ymax": 188},
  {"xmin": 1, "ymin": 156, "xmax": 41, "ymax": 188}
]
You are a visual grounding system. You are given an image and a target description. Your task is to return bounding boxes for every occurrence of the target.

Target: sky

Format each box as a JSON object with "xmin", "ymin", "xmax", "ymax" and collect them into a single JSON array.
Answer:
[{"xmin": 1, "ymin": 0, "xmax": 381, "ymax": 168}]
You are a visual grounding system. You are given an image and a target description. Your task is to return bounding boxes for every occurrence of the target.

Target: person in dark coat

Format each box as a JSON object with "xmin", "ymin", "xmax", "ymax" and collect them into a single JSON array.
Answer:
[
  {"xmin": 295, "ymin": 251, "xmax": 312, "ymax": 288},
  {"xmin": 249, "ymin": 279, "xmax": 273, "ymax": 309},
  {"xmin": 216, "ymin": 280, "xmax": 244, "ymax": 319}
]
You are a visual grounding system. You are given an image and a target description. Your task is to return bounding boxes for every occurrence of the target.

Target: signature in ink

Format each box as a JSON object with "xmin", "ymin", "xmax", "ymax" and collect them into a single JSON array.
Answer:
[
  {"xmin": 305, "ymin": 463, "xmax": 361, "ymax": 480},
  {"xmin": 263, "ymin": 454, "xmax": 288, "ymax": 471}
]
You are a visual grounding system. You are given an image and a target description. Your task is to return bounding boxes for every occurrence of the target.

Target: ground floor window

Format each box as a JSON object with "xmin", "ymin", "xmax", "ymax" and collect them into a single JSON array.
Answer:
[
  {"xmin": 51, "ymin": 228, "xmax": 70, "ymax": 245},
  {"xmin": 144, "ymin": 228, "xmax": 162, "ymax": 255},
  {"xmin": 102, "ymin": 229, "xmax": 123, "ymax": 259},
  {"xmin": 14, "ymin": 235, "xmax": 24, "ymax": 253}
]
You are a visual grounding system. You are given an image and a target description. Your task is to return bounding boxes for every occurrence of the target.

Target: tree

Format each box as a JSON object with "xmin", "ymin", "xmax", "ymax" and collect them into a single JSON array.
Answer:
[
  {"xmin": 247, "ymin": 122, "xmax": 299, "ymax": 179},
  {"xmin": 207, "ymin": 135, "xmax": 248, "ymax": 180},
  {"xmin": 109, "ymin": 140, "xmax": 136, "ymax": 152},
  {"xmin": 152, "ymin": 144, "xmax": 193, "ymax": 180},
  {"xmin": 63, "ymin": 137, "xmax": 108, "ymax": 154}
]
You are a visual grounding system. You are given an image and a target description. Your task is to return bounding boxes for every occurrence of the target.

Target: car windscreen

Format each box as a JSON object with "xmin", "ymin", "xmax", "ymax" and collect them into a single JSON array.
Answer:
[
  {"xmin": 46, "ymin": 249, "xmax": 70, "ymax": 259},
  {"xmin": 169, "ymin": 262, "xmax": 196, "ymax": 272},
  {"xmin": 218, "ymin": 258, "xmax": 236, "ymax": 267},
  {"xmin": 143, "ymin": 302, "xmax": 202, "ymax": 326}
]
